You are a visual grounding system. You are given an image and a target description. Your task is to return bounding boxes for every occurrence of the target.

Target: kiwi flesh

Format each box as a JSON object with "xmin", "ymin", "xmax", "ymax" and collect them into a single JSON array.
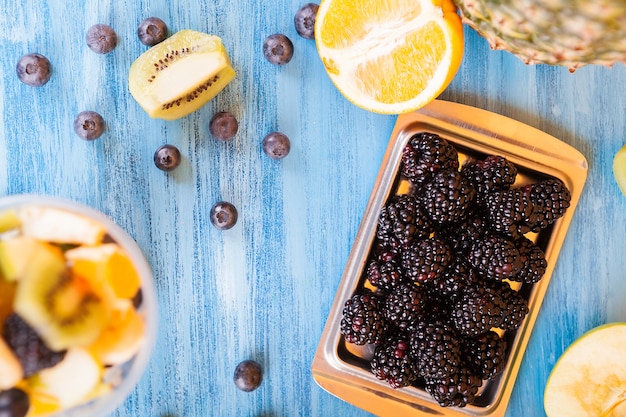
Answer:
[
  {"xmin": 129, "ymin": 29, "xmax": 236, "ymax": 120},
  {"xmin": 13, "ymin": 242, "xmax": 109, "ymax": 352}
]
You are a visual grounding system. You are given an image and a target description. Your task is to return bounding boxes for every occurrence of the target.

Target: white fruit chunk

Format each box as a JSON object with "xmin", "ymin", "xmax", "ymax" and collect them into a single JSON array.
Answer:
[
  {"xmin": 17, "ymin": 206, "xmax": 106, "ymax": 245},
  {"xmin": 37, "ymin": 348, "xmax": 102, "ymax": 408},
  {"xmin": 0, "ymin": 338, "xmax": 23, "ymax": 390},
  {"xmin": 544, "ymin": 323, "xmax": 626, "ymax": 417}
]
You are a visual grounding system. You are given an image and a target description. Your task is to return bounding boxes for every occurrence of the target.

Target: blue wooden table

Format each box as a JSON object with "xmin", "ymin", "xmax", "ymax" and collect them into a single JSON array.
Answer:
[{"xmin": 1, "ymin": 1, "xmax": 625, "ymax": 416}]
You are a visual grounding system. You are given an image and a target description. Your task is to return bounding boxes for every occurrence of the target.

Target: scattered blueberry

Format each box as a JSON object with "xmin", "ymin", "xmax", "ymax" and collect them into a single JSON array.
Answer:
[
  {"xmin": 73, "ymin": 111, "xmax": 105, "ymax": 140},
  {"xmin": 0, "ymin": 388, "xmax": 30, "ymax": 417},
  {"xmin": 154, "ymin": 144, "xmax": 182, "ymax": 171},
  {"xmin": 138, "ymin": 17, "xmax": 168, "ymax": 46},
  {"xmin": 16, "ymin": 53, "xmax": 52, "ymax": 87},
  {"xmin": 209, "ymin": 112, "xmax": 239, "ymax": 141},
  {"xmin": 86, "ymin": 24, "xmax": 118, "ymax": 54},
  {"xmin": 263, "ymin": 34, "xmax": 294, "ymax": 65},
  {"xmin": 294, "ymin": 3, "xmax": 319, "ymax": 40},
  {"xmin": 262, "ymin": 132, "xmax": 291, "ymax": 159},
  {"xmin": 233, "ymin": 360, "xmax": 263, "ymax": 392},
  {"xmin": 210, "ymin": 201, "xmax": 238, "ymax": 230}
]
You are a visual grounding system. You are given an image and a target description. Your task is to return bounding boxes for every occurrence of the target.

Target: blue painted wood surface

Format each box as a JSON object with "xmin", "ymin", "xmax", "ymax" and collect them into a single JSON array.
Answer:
[{"xmin": 1, "ymin": 1, "xmax": 625, "ymax": 416}]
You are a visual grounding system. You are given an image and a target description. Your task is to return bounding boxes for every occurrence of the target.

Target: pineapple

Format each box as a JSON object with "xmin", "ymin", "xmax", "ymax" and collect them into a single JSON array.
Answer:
[{"xmin": 453, "ymin": 0, "xmax": 626, "ymax": 71}]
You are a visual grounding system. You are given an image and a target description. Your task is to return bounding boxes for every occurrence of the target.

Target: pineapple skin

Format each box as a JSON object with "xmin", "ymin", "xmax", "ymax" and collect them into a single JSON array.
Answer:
[{"xmin": 454, "ymin": 0, "xmax": 626, "ymax": 71}]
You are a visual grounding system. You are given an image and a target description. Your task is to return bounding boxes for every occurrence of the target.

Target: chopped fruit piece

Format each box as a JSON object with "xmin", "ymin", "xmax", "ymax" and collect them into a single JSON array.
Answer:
[
  {"xmin": 0, "ymin": 280, "xmax": 16, "ymax": 326},
  {"xmin": 129, "ymin": 30, "xmax": 236, "ymax": 120},
  {"xmin": 36, "ymin": 348, "xmax": 102, "ymax": 408},
  {"xmin": 88, "ymin": 300, "xmax": 145, "ymax": 366},
  {"xmin": 233, "ymin": 360, "xmax": 263, "ymax": 392},
  {"xmin": 314, "ymin": 0, "xmax": 464, "ymax": 114},
  {"xmin": 66, "ymin": 243, "xmax": 141, "ymax": 300},
  {"xmin": 613, "ymin": 144, "xmax": 626, "ymax": 197},
  {"xmin": 85, "ymin": 24, "xmax": 117, "ymax": 54},
  {"xmin": 0, "ymin": 209, "xmax": 21, "ymax": 233},
  {"xmin": 0, "ymin": 237, "xmax": 55, "ymax": 282},
  {"xmin": 544, "ymin": 323, "xmax": 626, "ymax": 417},
  {"xmin": 137, "ymin": 17, "xmax": 168, "ymax": 46},
  {"xmin": 13, "ymin": 243, "xmax": 109, "ymax": 352},
  {"xmin": 0, "ymin": 338, "xmax": 24, "ymax": 390},
  {"xmin": 17, "ymin": 206, "xmax": 106, "ymax": 246},
  {"xmin": 16, "ymin": 53, "xmax": 51, "ymax": 87},
  {"xmin": 22, "ymin": 387, "xmax": 60, "ymax": 416},
  {"xmin": 73, "ymin": 111, "xmax": 105, "ymax": 140}
]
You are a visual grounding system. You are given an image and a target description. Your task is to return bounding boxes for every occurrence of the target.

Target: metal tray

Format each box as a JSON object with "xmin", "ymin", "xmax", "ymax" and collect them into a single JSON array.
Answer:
[{"xmin": 312, "ymin": 100, "xmax": 588, "ymax": 417}]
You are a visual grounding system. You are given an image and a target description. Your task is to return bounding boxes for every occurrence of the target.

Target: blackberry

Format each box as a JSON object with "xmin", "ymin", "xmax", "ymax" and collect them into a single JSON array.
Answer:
[
  {"xmin": 450, "ymin": 285, "xmax": 507, "ymax": 336},
  {"xmin": 366, "ymin": 256, "xmax": 407, "ymax": 293},
  {"xmin": 514, "ymin": 237, "xmax": 547, "ymax": 284},
  {"xmin": 376, "ymin": 194, "xmax": 431, "ymax": 250},
  {"xmin": 401, "ymin": 133, "xmax": 459, "ymax": 185},
  {"xmin": 400, "ymin": 237, "xmax": 452, "ymax": 284},
  {"xmin": 370, "ymin": 334, "xmax": 419, "ymax": 389},
  {"xmin": 409, "ymin": 320, "xmax": 463, "ymax": 380},
  {"xmin": 483, "ymin": 188, "xmax": 536, "ymax": 238},
  {"xmin": 423, "ymin": 258, "xmax": 479, "ymax": 299},
  {"xmin": 340, "ymin": 290, "xmax": 388, "ymax": 345},
  {"xmin": 439, "ymin": 214, "xmax": 487, "ymax": 256},
  {"xmin": 425, "ymin": 367, "xmax": 483, "ymax": 407},
  {"xmin": 461, "ymin": 155, "xmax": 518, "ymax": 205},
  {"xmin": 382, "ymin": 284, "xmax": 429, "ymax": 331},
  {"xmin": 419, "ymin": 169, "xmax": 475, "ymax": 225},
  {"xmin": 525, "ymin": 179, "xmax": 572, "ymax": 231},
  {"xmin": 2, "ymin": 314, "xmax": 66, "ymax": 377},
  {"xmin": 488, "ymin": 281, "xmax": 529, "ymax": 330},
  {"xmin": 466, "ymin": 234, "xmax": 523, "ymax": 281},
  {"xmin": 463, "ymin": 330, "xmax": 507, "ymax": 380}
]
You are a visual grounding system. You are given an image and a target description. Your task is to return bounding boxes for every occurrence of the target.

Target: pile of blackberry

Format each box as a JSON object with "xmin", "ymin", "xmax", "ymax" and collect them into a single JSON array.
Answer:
[{"xmin": 339, "ymin": 132, "xmax": 571, "ymax": 408}]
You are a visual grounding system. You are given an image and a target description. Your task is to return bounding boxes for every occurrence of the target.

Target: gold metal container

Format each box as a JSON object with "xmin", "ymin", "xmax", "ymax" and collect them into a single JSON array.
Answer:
[{"xmin": 312, "ymin": 100, "xmax": 588, "ymax": 417}]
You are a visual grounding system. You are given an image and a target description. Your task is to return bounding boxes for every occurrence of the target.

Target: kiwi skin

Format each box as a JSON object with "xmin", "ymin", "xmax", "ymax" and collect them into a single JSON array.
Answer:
[{"xmin": 129, "ymin": 30, "xmax": 236, "ymax": 121}]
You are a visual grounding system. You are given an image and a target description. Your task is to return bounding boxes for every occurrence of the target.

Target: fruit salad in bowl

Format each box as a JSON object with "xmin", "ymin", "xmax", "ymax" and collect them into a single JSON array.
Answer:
[{"xmin": 0, "ymin": 195, "xmax": 157, "ymax": 417}]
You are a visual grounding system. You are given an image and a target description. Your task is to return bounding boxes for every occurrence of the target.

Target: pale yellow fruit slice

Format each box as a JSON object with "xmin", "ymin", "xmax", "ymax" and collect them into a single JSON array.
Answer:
[
  {"xmin": 315, "ymin": 0, "xmax": 464, "ymax": 114},
  {"xmin": 0, "ymin": 337, "xmax": 23, "ymax": 390},
  {"xmin": 613, "ymin": 144, "xmax": 626, "ymax": 196},
  {"xmin": 544, "ymin": 323, "xmax": 626, "ymax": 417},
  {"xmin": 129, "ymin": 30, "xmax": 236, "ymax": 120},
  {"xmin": 17, "ymin": 206, "xmax": 106, "ymax": 246},
  {"xmin": 0, "ymin": 209, "xmax": 20, "ymax": 234}
]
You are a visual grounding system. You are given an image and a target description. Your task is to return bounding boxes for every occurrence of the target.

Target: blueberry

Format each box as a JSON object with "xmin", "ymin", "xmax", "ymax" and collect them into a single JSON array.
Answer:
[
  {"xmin": 16, "ymin": 53, "xmax": 51, "ymax": 87},
  {"xmin": 294, "ymin": 3, "xmax": 319, "ymax": 40},
  {"xmin": 233, "ymin": 360, "xmax": 262, "ymax": 392},
  {"xmin": 86, "ymin": 24, "xmax": 117, "ymax": 54},
  {"xmin": 209, "ymin": 112, "xmax": 238, "ymax": 141},
  {"xmin": 138, "ymin": 17, "xmax": 168, "ymax": 46},
  {"xmin": 210, "ymin": 202, "xmax": 238, "ymax": 230},
  {"xmin": 73, "ymin": 111, "xmax": 105, "ymax": 140},
  {"xmin": 263, "ymin": 34, "xmax": 294, "ymax": 65},
  {"xmin": 262, "ymin": 132, "xmax": 291, "ymax": 159},
  {"xmin": 0, "ymin": 388, "xmax": 30, "ymax": 417},
  {"xmin": 154, "ymin": 144, "xmax": 182, "ymax": 171}
]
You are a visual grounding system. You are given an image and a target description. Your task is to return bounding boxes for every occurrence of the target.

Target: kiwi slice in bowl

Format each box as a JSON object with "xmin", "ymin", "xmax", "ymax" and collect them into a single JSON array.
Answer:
[
  {"xmin": 129, "ymin": 29, "xmax": 236, "ymax": 120},
  {"xmin": 13, "ymin": 241, "xmax": 109, "ymax": 352}
]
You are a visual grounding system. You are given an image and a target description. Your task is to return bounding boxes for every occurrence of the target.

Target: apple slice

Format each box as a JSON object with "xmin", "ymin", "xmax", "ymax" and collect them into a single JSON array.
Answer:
[
  {"xmin": 544, "ymin": 323, "xmax": 626, "ymax": 417},
  {"xmin": 17, "ymin": 206, "xmax": 106, "ymax": 245}
]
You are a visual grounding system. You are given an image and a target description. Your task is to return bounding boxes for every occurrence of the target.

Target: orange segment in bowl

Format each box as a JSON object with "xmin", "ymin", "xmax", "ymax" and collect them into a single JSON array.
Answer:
[
  {"xmin": 66, "ymin": 243, "xmax": 141, "ymax": 300},
  {"xmin": 315, "ymin": 0, "xmax": 464, "ymax": 114}
]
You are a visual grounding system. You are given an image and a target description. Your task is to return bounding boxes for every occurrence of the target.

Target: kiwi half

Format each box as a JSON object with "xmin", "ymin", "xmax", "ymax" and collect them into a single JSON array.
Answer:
[
  {"xmin": 129, "ymin": 30, "xmax": 236, "ymax": 120},
  {"xmin": 13, "ymin": 242, "xmax": 109, "ymax": 352}
]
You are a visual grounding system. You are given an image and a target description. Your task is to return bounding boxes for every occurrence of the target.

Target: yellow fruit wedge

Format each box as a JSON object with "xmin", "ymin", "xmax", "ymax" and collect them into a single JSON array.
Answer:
[
  {"xmin": 129, "ymin": 30, "xmax": 236, "ymax": 120},
  {"xmin": 544, "ymin": 323, "xmax": 626, "ymax": 417},
  {"xmin": 0, "ymin": 209, "xmax": 20, "ymax": 234},
  {"xmin": 613, "ymin": 144, "xmax": 626, "ymax": 197},
  {"xmin": 66, "ymin": 243, "xmax": 141, "ymax": 300},
  {"xmin": 315, "ymin": 0, "xmax": 464, "ymax": 114}
]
